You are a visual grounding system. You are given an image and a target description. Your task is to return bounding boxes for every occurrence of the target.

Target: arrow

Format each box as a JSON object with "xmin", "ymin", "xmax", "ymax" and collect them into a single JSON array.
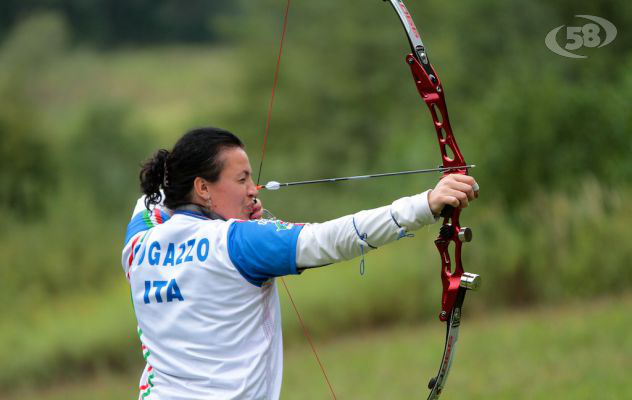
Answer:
[{"xmin": 257, "ymin": 164, "xmax": 476, "ymax": 190}]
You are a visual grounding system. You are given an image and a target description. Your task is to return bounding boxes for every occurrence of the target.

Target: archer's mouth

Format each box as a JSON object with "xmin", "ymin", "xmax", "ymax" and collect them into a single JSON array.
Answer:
[{"xmin": 248, "ymin": 201, "xmax": 262, "ymax": 218}]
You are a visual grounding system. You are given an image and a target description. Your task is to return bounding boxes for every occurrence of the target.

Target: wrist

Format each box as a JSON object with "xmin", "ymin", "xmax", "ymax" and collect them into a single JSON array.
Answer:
[{"xmin": 427, "ymin": 189, "xmax": 441, "ymax": 217}]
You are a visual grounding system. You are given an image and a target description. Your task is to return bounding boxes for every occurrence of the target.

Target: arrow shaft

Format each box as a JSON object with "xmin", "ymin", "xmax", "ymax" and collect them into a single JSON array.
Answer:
[{"xmin": 259, "ymin": 164, "xmax": 475, "ymax": 190}]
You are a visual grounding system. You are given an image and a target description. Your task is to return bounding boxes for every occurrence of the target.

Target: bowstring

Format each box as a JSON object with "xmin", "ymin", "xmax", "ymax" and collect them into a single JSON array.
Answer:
[
  {"xmin": 256, "ymin": 0, "xmax": 291, "ymax": 187},
  {"xmin": 256, "ymin": 1, "xmax": 337, "ymax": 398}
]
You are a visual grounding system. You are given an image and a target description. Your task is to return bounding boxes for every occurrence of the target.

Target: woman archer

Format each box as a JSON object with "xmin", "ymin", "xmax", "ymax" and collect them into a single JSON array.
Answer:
[{"xmin": 122, "ymin": 126, "xmax": 478, "ymax": 399}]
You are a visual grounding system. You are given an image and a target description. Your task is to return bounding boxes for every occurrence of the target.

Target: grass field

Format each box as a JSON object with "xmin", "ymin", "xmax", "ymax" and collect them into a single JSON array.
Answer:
[{"xmin": 6, "ymin": 293, "xmax": 631, "ymax": 400}]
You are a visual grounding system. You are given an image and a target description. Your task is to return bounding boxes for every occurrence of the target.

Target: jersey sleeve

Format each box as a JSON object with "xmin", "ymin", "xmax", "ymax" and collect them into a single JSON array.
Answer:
[
  {"xmin": 295, "ymin": 190, "xmax": 438, "ymax": 267},
  {"xmin": 227, "ymin": 219, "xmax": 304, "ymax": 286}
]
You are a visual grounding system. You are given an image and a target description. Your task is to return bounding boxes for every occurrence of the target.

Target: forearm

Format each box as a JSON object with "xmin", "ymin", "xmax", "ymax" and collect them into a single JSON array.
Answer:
[{"xmin": 295, "ymin": 190, "xmax": 437, "ymax": 268}]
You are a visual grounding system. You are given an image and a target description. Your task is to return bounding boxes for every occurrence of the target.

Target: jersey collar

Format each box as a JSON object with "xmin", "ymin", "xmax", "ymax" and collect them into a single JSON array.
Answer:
[{"xmin": 172, "ymin": 203, "xmax": 226, "ymax": 221}]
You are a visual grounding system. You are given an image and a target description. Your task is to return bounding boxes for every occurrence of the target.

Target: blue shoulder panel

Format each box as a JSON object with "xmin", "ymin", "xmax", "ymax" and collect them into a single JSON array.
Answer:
[{"xmin": 227, "ymin": 220, "xmax": 303, "ymax": 287}]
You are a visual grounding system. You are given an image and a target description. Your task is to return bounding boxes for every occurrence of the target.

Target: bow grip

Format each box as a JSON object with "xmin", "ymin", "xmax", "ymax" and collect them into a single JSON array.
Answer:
[{"xmin": 440, "ymin": 204, "xmax": 454, "ymax": 218}]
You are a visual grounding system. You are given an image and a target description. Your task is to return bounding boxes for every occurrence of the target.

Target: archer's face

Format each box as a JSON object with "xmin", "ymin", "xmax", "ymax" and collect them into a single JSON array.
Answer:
[{"xmin": 207, "ymin": 147, "xmax": 259, "ymax": 220}]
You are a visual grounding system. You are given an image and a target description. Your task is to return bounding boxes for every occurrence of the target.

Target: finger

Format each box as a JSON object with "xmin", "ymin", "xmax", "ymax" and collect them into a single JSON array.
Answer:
[
  {"xmin": 446, "ymin": 181, "xmax": 476, "ymax": 201},
  {"xmin": 436, "ymin": 193, "xmax": 461, "ymax": 209},
  {"xmin": 447, "ymin": 196, "xmax": 461, "ymax": 209},
  {"xmin": 443, "ymin": 188, "xmax": 470, "ymax": 208},
  {"xmin": 443, "ymin": 175, "xmax": 479, "ymax": 200},
  {"xmin": 446, "ymin": 174, "xmax": 476, "ymax": 185},
  {"xmin": 438, "ymin": 180, "xmax": 475, "ymax": 203}
]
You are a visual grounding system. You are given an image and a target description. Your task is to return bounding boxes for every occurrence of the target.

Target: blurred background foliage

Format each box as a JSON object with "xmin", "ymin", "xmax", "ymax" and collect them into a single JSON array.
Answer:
[
  {"xmin": 0, "ymin": 0, "xmax": 236, "ymax": 47},
  {"xmin": 0, "ymin": 0, "xmax": 631, "ymax": 397}
]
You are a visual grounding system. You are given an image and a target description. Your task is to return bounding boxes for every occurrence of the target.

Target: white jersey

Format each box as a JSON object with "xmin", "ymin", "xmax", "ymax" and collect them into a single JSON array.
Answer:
[
  {"xmin": 123, "ymin": 206, "xmax": 303, "ymax": 399},
  {"xmin": 122, "ymin": 191, "xmax": 437, "ymax": 399}
]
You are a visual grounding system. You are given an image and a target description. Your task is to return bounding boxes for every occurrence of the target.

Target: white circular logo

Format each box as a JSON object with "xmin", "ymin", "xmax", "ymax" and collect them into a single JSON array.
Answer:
[{"xmin": 545, "ymin": 15, "xmax": 617, "ymax": 58}]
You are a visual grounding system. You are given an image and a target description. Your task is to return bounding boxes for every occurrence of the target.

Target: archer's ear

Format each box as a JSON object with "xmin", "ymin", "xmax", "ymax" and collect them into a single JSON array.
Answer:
[{"xmin": 192, "ymin": 177, "xmax": 211, "ymax": 202}]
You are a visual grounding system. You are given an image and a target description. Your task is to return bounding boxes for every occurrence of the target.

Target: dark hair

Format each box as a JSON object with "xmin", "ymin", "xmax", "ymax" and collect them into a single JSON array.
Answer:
[{"xmin": 140, "ymin": 127, "xmax": 244, "ymax": 210}]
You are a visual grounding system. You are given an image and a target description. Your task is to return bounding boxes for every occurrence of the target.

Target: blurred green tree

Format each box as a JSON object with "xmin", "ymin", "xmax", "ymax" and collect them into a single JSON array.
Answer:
[
  {"xmin": 0, "ymin": 103, "xmax": 55, "ymax": 217},
  {"xmin": 0, "ymin": 0, "xmax": 238, "ymax": 47},
  {"xmin": 0, "ymin": 12, "xmax": 68, "ymax": 217},
  {"xmin": 67, "ymin": 101, "xmax": 151, "ymax": 213}
]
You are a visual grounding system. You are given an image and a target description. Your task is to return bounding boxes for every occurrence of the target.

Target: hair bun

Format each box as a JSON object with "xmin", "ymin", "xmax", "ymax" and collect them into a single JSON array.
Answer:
[{"xmin": 140, "ymin": 149, "xmax": 169, "ymax": 208}]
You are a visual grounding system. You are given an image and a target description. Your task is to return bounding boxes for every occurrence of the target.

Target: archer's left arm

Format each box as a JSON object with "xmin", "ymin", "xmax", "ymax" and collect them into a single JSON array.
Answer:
[
  {"xmin": 296, "ymin": 174, "xmax": 479, "ymax": 269},
  {"xmin": 295, "ymin": 190, "xmax": 437, "ymax": 269}
]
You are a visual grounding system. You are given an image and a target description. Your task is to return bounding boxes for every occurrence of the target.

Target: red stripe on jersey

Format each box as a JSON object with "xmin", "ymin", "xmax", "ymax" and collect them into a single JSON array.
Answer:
[{"xmin": 128, "ymin": 235, "xmax": 141, "ymax": 267}]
